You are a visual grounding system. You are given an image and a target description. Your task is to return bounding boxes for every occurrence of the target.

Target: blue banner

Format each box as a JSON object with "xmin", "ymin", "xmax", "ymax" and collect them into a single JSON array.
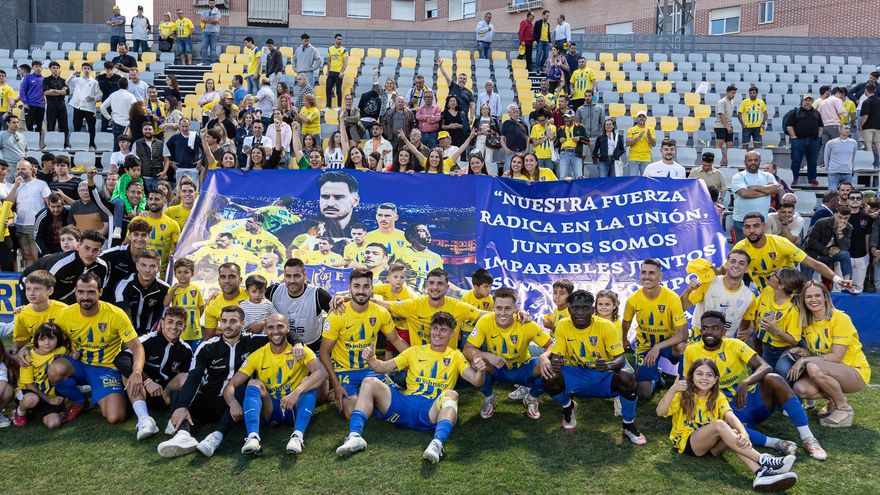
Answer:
[
  {"xmin": 0, "ymin": 271, "xmax": 22, "ymax": 323},
  {"xmin": 174, "ymin": 170, "xmax": 726, "ymax": 318}
]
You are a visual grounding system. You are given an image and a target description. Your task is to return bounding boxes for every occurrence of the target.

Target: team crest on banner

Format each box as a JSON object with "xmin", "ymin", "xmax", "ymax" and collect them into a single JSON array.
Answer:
[
  {"xmin": 443, "ymin": 357, "xmax": 451, "ymax": 366},
  {"xmin": 658, "ymin": 305, "xmax": 666, "ymax": 313},
  {"xmin": 589, "ymin": 336, "xmax": 598, "ymax": 346},
  {"xmin": 304, "ymin": 265, "xmax": 351, "ymax": 294}
]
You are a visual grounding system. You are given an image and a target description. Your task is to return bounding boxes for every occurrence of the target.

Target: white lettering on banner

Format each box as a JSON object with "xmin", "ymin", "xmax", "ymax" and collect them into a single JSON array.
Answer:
[{"xmin": 495, "ymin": 189, "xmax": 687, "ymax": 213}]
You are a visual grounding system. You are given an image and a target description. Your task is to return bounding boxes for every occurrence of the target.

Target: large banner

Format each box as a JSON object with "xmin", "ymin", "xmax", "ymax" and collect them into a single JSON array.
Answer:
[{"xmin": 174, "ymin": 170, "xmax": 727, "ymax": 320}]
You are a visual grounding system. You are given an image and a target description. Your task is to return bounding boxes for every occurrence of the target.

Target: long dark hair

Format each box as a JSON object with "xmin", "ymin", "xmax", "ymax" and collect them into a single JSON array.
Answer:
[
  {"xmin": 391, "ymin": 148, "xmax": 423, "ymax": 173},
  {"xmin": 681, "ymin": 358, "xmax": 721, "ymax": 420}
]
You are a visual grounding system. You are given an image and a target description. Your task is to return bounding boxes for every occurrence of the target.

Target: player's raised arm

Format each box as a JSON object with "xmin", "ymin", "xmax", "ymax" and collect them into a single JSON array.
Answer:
[{"xmin": 361, "ymin": 346, "xmax": 399, "ymax": 374}]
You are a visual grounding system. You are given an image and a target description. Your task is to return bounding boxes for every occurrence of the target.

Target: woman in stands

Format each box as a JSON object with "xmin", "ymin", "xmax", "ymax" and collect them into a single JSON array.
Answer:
[
  {"xmin": 198, "ymin": 78, "xmax": 220, "ymax": 110},
  {"xmin": 389, "ymin": 147, "xmax": 422, "ymax": 174},
  {"xmin": 786, "ymin": 282, "xmax": 870, "ymax": 428},
  {"xmin": 544, "ymin": 45, "xmax": 570, "ymax": 92},
  {"xmin": 127, "ymin": 101, "xmax": 150, "ymax": 142},
  {"xmin": 235, "ymin": 112, "xmax": 254, "ymax": 164},
  {"xmin": 471, "ymin": 103, "xmax": 501, "ymax": 173},
  {"xmin": 503, "ymin": 153, "xmax": 526, "ymax": 180},
  {"xmin": 163, "ymin": 75, "xmax": 181, "ymax": 101},
  {"xmin": 341, "ymin": 93, "xmax": 363, "ymax": 145},
  {"xmin": 592, "ymin": 118, "xmax": 625, "ymax": 178},
  {"xmin": 400, "ymin": 128, "xmax": 474, "ymax": 175},
  {"xmin": 521, "ymin": 151, "xmax": 557, "ymax": 181},
  {"xmin": 372, "ymin": 67, "xmax": 398, "ymax": 122},
  {"xmin": 162, "ymin": 96, "xmax": 184, "ymax": 135},
  {"xmin": 441, "ymin": 95, "xmax": 468, "ymax": 147},
  {"xmin": 324, "ymin": 131, "xmax": 346, "ymax": 169}
]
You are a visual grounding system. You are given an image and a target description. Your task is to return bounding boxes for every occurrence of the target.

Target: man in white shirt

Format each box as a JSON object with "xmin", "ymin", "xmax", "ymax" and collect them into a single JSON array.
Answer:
[
  {"xmin": 362, "ymin": 122, "xmax": 393, "ymax": 168},
  {"xmin": 714, "ymin": 85, "xmax": 737, "ymax": 166},
  {"xmin": 242, "ymin": 121, "xmax": 273, "ymax": 167},
  {"xmin": 553, "ymin": 15, "xmax": 572, "ymax": 51},
  {"xmin": 818, "ymin": 86, "xmax": 847, "ymax": 166},
  {"xmin": 766, "ymin": 202, "xmax": 804, "ymax": 244},
  {"xmin": 0, "ymin": 115, "xmax": 27, "ymax": 179},
  {"xmin": 67, "ymin": 62, "xmax": 102, "ymax": 151},
  {"xmin": 127, "ymin": 69, "xmax": 149, "ymax": 101},
  {"xmin": 475, "ymin": 13, "xmax": 494, "ymax": 60},
  {"xmin": 101, "ymin": 78, "xmax": 138, "ymax": 151},
  {"xmin": 476, "ymin": 81, "xmax": 501, "ymax": 119},
  {"xmin": 643, "ymin": 138, "xmax": 686, "ymax": 178},
  {"xmin": 6, "ymin": 157, "xmax": 50, "ymax": 267},
  {"xmin": 730, "ymin": 150, "xmax": 780, "ymax": 242},
  {"xmin": 130, "ymin": 6, "xmax": 151, "ymax": 54}
]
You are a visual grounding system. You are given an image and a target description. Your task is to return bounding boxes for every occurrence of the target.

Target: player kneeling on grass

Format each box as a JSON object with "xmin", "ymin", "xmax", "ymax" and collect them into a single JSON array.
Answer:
[
  {"xmin": 114, "ymin": 307, "xmax": 193, "ymax": 440},
  {"xmin": 657, "ymin": 358, "xmax": 798, "ymax": 492},
  {"xmin": 224, "ymin": 313, "xmax": 327, "ymax": 455},
  {"xmin": 336, "ymin": 311, "xmax": 487, "ymax": 463},
  {"xmin": 12, "ymin": 323, "xmax": 69, "ymax": 428},
  {"xmin": 540, "ymin": 290, "xmax": 643, "ymax": 444},
  {"xmin": 463, "ymin": 287, "xmax": 551, "ymax": 419}
]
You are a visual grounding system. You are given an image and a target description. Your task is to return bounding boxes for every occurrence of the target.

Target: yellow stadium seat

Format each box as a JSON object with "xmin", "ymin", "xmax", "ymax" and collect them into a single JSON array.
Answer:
[
  {"xmin": 211, "ymin": 63, "xmax": 227, "ymax": 73},
  {"xmin": 385, "ymin": 48, "xmax": 400, "ymax": 58},
  {"xmin": 599, "ymin": 52, "xmax": 614, "ymax": 63},
  {"xmin": 219, "ymin": 53, "xmax": 236, "ymax": 64},
  {"xmin": 401, "ymin": 57, "xmax": 416, "ymax": 68},
  {"xmin": 225, "ymin": 45, "xmax": 241, "ymax": 55},
  {"xmin": 350, "ymin": 47, "xmax": 364, "ymax": 58},
  {"xmin": 285, "ymin": 66, "xmax": 297, "ymax": 75},
  {"xmin": 235, "ymin": 54, "xmax": 249, "ymax": 64},
  {"xmin": 659, "ymin": 61, "xmax": 675, "ymax": 74},
  {"xmin": 367, "ymin": 48, "xmax": 381, "ymax": 58},
  {"xmin": 634, "ymin": 53, "xmax": 650, "ymax": 63},
  {"xmin": 636, "ymin": 81, "xmax": 653, "ymax": 94},
  {"xmin": 86, "ymin": 51, "xmax": 102, "ymax": 63},
  {"xmin": 202, "ymin": 72, "xmax": 219, "ymax": 82},
  {"xmin": 683, "ymin": 116, "xmax": 701, "ymax": 133},
  {"xmin": 608, "ymin": 103, "xmax": 626, "ymax": 117},
  {"xmin": 219, "ymin": 74, "xmax": 234, "ymax": 84},
  {"xmin": 511, "ymin": 59, "xmax": 526, "ymax": 70},
  {"xmin": 228, "ymin": 64, "xmax": 243, "ymax": 74},
  {"xmin": 609, "ymin": 71, "xmax": 626, "ymax": 83},
  {"xmin": 617, "ymin": 53, "xmax": 632, "ymax": 63},
  {"xmin": 694, "ymin": 104, "xmax": 712, "ymax": 119},
  {"xmin": 616, "ymin": 81, "xmax": 633, "ymax": 93},
  {"xmin": 194, "ymin": 83, "xmax": 205, "ymax": 95},
  {"xmin": 492, "ymin": 50, "xmax": 507, "ymax": 61},
  {"xmin": 684, "ymin": 92, "xmax": 702, "ymax": 106},
  {"xmin": 140, "ymin": 52, "xmax": 157, "ymax": 64},
  {"xmin": 68, "ymin": 50, "xmax": 83, "ymax": 61},
  {"xmin": 97, "ymin": 43, "xmax": 110, "ymax": 53},
  {"xmin": 660, "ymin": 116, "xmax": 679, "ymax": 132},
  {"xmin": 645, "ymin": 116, "xmax": 657, "ymax": 129},
  {"xmin": 136, "ymin": 61, "xmax": 146, "ymax": 73},
  {"xmin": 586, "ymin": 60, "xmax": 602, "ymax": 71},
  {"xmin": 594, "ymin": 70, "xmax": 606, "ymax": 81},
  {"xmin": 184, "ymin": 94, "xmax": 199, "ymax": 107},
  {"xmin": 604, "ymin": 61, "xmax": 620, "ymax": 73},
  {"xmin": 323, "ymin": 111, "xmax": 338, "ymax": 124},
  {"xmin": 280, "ymin": 47, "xmax": 294, "ymax": 58},
  {"xmin": 60, "ymin": 69, "xmax": 72, "ymax": 79},
  {"xmin": 656, "ymin": 81, "xmax": 672, "ymax": 94},
  {"xmin": 630, "ymin": 104, "xmax": 647, "ymax": 117}
]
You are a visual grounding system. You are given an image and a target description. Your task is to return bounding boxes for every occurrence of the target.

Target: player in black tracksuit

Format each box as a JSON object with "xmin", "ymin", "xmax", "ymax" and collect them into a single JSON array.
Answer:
[
  {"xmin": 114, "ymin": 327, "xmax": 194, "ymax": 410},
  {"xmin": 18, "ymin": 231, "xmax": 109, "ymax": 304},
  {"xmin": 113, "ymin": 273, "xmax": 169, "ymax": 335}
]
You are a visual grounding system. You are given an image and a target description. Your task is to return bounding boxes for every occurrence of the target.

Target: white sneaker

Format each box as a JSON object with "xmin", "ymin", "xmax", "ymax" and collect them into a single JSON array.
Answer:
[
  {"xmin": 423, "ymin": 439, "xmax": 444, "ymax": 464},
  {"xmin": 157, "ymin": 430, "xmax": 199, "ymax": 458},
  {"xmin": 480, "ymin": 394, "xmax": 497, "ymax": 419},
  {"xmin": 164, "ymin": 419, "xmax": 177, "ymax": 436},
  {"xmin": 286, "ymin": 432, "xmax": 304, "ymax": 454},
  {"xmin": 136, "ymin": 416, "xmax": 160, "ymax": 441},
  {"xmin": 613, "ymin": 397, "xmax": 622, "ymax": 417},
  {"xmin": 508, "ymin": 385, "xmax": 530, "ymax": 401},
  {"xmin": 758, "ymin": 453, "xmax": 796, "ymax": 473},
  {"xmin": 196, "ymin": 431, "xmax": 224, "ymax": 457},
  {"xmin": 336, "ymin": 433, "xmax": 367, "ymax": 457},
  {"xmin": 753, "ymin": 467, "xmax": 798, "ymax": 492},
  {"xmin": 524, "ymin": 396, "xmax": 540, "ymax": 420},
  {"xmin": 241, "ymin": 433, "xmax": 261, "ymax": 455},
  {"xmin": 0, "ymin": 413, "xmax": 10, "ymax": 428}
]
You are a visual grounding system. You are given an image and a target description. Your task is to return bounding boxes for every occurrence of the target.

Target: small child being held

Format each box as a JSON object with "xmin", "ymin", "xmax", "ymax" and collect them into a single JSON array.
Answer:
[
  {"xmin": 13, "ymin": 322, "xmax": 69, "ymax": 429},
  {"xmin": 240, "ymin": 274, "xmax": 276, "ymax": 334}
]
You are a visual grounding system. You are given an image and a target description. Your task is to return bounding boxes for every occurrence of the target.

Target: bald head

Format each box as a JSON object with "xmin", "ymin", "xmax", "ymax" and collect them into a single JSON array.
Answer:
[{"xmin": 744, "ymin": 150, "xmax": 761, "ymax": 172}]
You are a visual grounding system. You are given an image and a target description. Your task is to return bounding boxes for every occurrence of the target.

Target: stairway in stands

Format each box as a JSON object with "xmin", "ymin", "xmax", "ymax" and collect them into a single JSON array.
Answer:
[{"xmin": 153, "ymin": 65, "xmax": 213, "ymax": 96}]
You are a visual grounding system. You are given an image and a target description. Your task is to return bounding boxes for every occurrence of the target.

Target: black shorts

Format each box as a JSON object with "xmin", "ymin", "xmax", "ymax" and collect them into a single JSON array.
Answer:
[
  {"xmin": 683, "ymin": 435, "xmax": 697, "ymax": 456},
  {"xmin": 189, "ymin": 393, "xmax": 229, "ymax": 424},
  {"xmin": 21, "ymin": 390, "xmax": 63, "ymax": 420},
  {"xmin": 714, "ymin": 128, "xmax": 733, "ymax": 142}
]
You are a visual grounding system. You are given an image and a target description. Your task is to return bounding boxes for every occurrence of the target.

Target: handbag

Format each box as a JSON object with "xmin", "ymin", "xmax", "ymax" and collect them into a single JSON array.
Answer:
[
  {"xmin": 486, "ymin": 133, "xmax": 502, "ymax": 149},
  {"xmin": 158, "ymin": 38, "xmax": 173, "ymax": 52}
]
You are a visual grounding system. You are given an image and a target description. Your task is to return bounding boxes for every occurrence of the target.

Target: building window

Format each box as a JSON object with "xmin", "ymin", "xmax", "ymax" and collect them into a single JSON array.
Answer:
[
  {"xmin": 347, "ymin": 0, "xmax": 370, "ymax": 18},
  {"xmin": 391, "ymin": 0, "xmax": 415, "ymax": 21},
  {"xmin": 759, "ymin": 1, "xmax": 775, "ymax": 24},
  {"xmin": 302, "ymin": 0, "xmax": 326, "ymax": 16},
  {"xmin": 606, "ymin": 21, "xmax": 633, "ymax": 34},
  {"xmin": 450, "ymin": 0, "xmax": 475, "ymax": 20},
  {"xmin": 709, "ymin": 7, "xmax": 740, "ymax": 35},
  {"xmin": 425, "ymin": 0, "xmax": 438, "ymax": 18}
]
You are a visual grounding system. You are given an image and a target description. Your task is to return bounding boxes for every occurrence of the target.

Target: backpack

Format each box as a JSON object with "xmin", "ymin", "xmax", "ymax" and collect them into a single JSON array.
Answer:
[{"xmin": 782, "ymin": 106, "xmax": 802, "ymax": 128}]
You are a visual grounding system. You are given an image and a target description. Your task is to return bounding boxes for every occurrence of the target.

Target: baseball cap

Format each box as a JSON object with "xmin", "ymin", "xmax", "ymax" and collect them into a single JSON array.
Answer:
[
  {"xmin": 636, "ymin": 110, "xmax": 647, "ymax": 117},
  {"xmin": 563, "ymin": 110, "xmax": 575, "ymax": 119},
  {"xmin": 438, "ymin": 131, "xmax": 450, "ymax": 139},
  {"xmin": 802, "ymin": 93, "xmax": 814, "ymax": 100}
]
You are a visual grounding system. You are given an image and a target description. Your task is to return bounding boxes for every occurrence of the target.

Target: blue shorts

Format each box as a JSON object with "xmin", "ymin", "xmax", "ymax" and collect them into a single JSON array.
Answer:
[
  {"xmin": 635, "ymin": 346, "xmax": 679, "ymax": 383},
  {"xmin": 176, "ymin": 37, "xmax": 193, "ymax": 55},
  {"xmin": 375, "ymin": 386, "xmax": 437, "ymax": 432},
  {"xmin": 731, "ymin": 383, "xmax": 774, "ymax": 428},
  {"xmin": 484, "ymin": 358, "xmax": 539, "ymax": 389},
  {"xmin": 65, "ymin": 356, "xmax": 124, "ymax": 403},
  {"xmin": 560, "ymin": 366, "xmax": 615, "ymax": 398},
  {"xmin": 265, "ymin": 389, "xmax": 317, "ymax": 426},
  {"xmin": 336, "ymin": 369, "xmax": 393, "ymax": 397},
  {"xmin": 742, "ymin": 126, "xmax": 762, "ymax": 144}
]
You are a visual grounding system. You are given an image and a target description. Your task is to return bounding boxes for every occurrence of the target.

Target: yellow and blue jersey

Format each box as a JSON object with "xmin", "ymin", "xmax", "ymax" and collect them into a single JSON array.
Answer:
[
  {"xmin": 364, "ymin": 229, "xmax": 411, "ymax": 261},
  {"xmin": 467, "ymin": 315, "xmax": 550, "ymax": 367},
  {"xmin": 684, "ymin": 338, "xmax": 757, "ymax": 398},
  {"xmin": 60, "ymin": 302, "xmax": 138, "ymax": 368},
  {"xmin": 144, "ymin": 214, "xmax": 181, "ymax": 272},
  {"xmin": 551, "ymin": 316, "xmax": 623, "ymax": 368},
  {"xmin": 322, "ymin": 302, "xmax": 395, "ymax": 372},
  {"xmin": 752, "ymin": 286, "xmax": 799, "ymax": 348},
  {"xmin": 238, "ymin": 343, "xmax": 317, "ymax": 400},
  {"xmin": 18, "ymin": 346, "xmax": 68, "ymax": 396},
  {"xmin": 795, "ymin": 309, "xmax": 870, "ymax": 384},
  {"xmin": 666, "ymin": 392, "xmax": 733, "ymax": 453},
  {"xmin": 12, "ymin": 300, "xmax": 68, "ymax": 344},
  {"xmin": 623, "ymin": 287, "xmax": 687, "ymax": 353},
  {"xmin": 393, "ymin": 345, "xmax": 469, "ymax": 398},
  {"xmin": 392, "ymin": 295, "xmax": 482, "ymax": 347},
  {"xmin": 401, "ymin": 247, "xmax": 443, "ymax": 293},
  {"xmin": 172, "ymin": 284, "xmax": 205, "ymax": 341},
  {"xmin": 732, "ymin": 234, "xmax": 806, "ymax": 289}
]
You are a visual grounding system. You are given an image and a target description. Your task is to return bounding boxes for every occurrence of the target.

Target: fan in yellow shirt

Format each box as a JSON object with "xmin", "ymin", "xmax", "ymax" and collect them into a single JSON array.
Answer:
[
  {"xmin": 542, "ymin": 279, "xmax": 573, "ymax": 334},
  {"xmin": 569, "ymin": 62, "xmax": 596, "ymax": 102},
  {"xmin": 202, "ymin": 264, "xmax": 249, "ymax": 340},
  {"xmin": 15, "ymin": 322, "xmax": 69, "ymax": 428},
  {"xmin": 12, "ymin": 270, "xmax": 68, "ymax": 351},
  {"xmin": 748, "ymin": 268, "xmax": 803, "ymax": 368},
  {"xmin": 0, "ymin": 81, "xmax": 16, "ymax": 114},
  {"xmin": 625, "ymin": 113, "xmax": 656, "ymax": 163},
  {"xmin": 529, "ymin": 115, "xmax": 556, "ymax": 161}
]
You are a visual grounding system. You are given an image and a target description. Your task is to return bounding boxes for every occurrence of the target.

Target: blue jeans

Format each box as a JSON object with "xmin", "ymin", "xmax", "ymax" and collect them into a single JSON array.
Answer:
[
  {"xmin": 535, "ymin": 41, "xmax": 550, "ymax": 73},
  {"xmin": 247, "ymin": 75, "xmax": 259, "ymax": 96},
  {"xmin": 624, "ymin": 160, "xmax": 649, "ymax": 176},
  {"xmin": 827, "ymin": 172, "xmax": 855, "ymax": 192},
  {"xmin": 477, "ymin": 41, "xmax": 491, "ymax": 60},
  {"xmin": 421, "ymin": 131, "xmax": 438, "ymax": 150},
  {"xmin": 537, "ymin": 158, "xmax": 554, "ymax": 170},
  {"xmin": 201, "ymin": 32, "xmax": 219, "ymax": 64},
  {"xmin": 557, "ymin": 150, "xmax": 583, "ymax": 179},
  {"xmin": 801, "ymin": 250, "xmax": 852, "ymax": 280},
  {"xmin": 111, "ymin": 122, "xmax": 126, "ymax": 152},
  {"xmin": 732, "ymin": 220, "xmax": 744, "ymax": 245},
  {"xmin": 112, "ymin": 199, "xmax": 127, "ymax": 228},
  {"xmin": 110, "ymin": 36, "xmax": 125, "ymax": 51},
  {"xmin": 762, "ymin": 345, "xmax": 791, "ymax": 369},
  {"xmin": 176, "ymin": 36, "xmax": 193, "ymax": 55},
  {"xmin": 132, "ymin": 39, "xmax": 149, "ymax": 53},
  {"xmin": 790, "ymin": 137, "xmax": 819, "ymax": 183},
  {"xmin": 598, "ymin": 160, "xmax": 615, "ymax": 177}
]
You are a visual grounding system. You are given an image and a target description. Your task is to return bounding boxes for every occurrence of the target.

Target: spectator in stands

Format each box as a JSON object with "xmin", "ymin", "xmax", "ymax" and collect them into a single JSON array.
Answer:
[
  {"xmin": 109, "ymin": 134, "xmax": 133, "ymax": 172},
  {"xmin": 43, "ymin": 61, "xmax": 70, "ymax": 150},
  {"xmin": 145, "ymin": 87, "xmax": 167, "ymax": 138},
  {"xmin": 128, "ymin": 69, "xmax": 149, "ymax": 101},
  {"xmin": 174, "ymin": 9, "xmax": 194, "ymax": 65},
  {"xmin": 767, "ymin": 202, "xmax": 804, "ymax": 244},
  {"xmin": 811, "ymin": 191, "xmax": 840, "ymax": 227},
  {"xmin": 476, "ymin": 13, "xmax": 494, "ymax": 60},
  {"xmin": 0, "ymin": 115, "xmax": 27, "ymax": 177},
  {"xmin": 19, "ymin": 62, "xmax": 45, "ymax": 137},
  {"xmin": 804, "ymin": 205, "xmax": 853, "ymax": 286},
  {"xmin": 7, "ymin": 157, "xmax": 51, "ymax": 267},
  {"xmin": 786, "ymin": 93, "xmax": 824, "ymax": 186},
  {"xmin": 500, "ymin": 104, "xmax": 529, "ymax": 171},
  {"xmin": 563, "ymin": 43, "xmax": 579, "ymax": 94},
  {"xmin": 127, "ymin": 101, "xmax": 151, "ymax": 143},
  {"xmin": 69, "ymin": 181, "xmax": 109, "ymax": 237},
  {"xmin": 406, "ymin": 75, "xmax": 427, "ymax": 110},
  {"xmin": 158, "ymin": 12, "xmax": 175, "ymax": 53},
  {"xmin": 624, "ymin": 111, "xmax": 655, "ymax": 176},
  {"xmin": 341, "ymin": 93, "xmax": 363, "ymax": 145},
  {"xmin": 362, "ymin": 122, "xmax": 393, "ymax": 169},
  {"xmin": 848, "ymin": 71, "xmax": 878, "ymax": 103},
  {"xmin": 644, "ymin": 138, "xmax": 685, "ymax": 178},
  {"xmin": 715, "ymin": 85, "xmax": 737, "ymax": 166},
  {"xmin": 477, "ymin": 81, "xmax": 501, "ymax": 119},
  {"xmin": 97, "ymin": 62, "xmax": 121, "ymax": 133},
  {"xmin": 858, "ymin": 83, "xmax": 880, "ymax": 169},
  {"xmin": 130, "ymin": 6, "xmax": 151, "ymax": 54},
  {"xmin": 592, "ymin": 118, "xmax": 624, "ymax": 178},
  {"xmin": 107, "ymin": 5, "xmax": 126, "ymax": 50},
  {"xmin": 575, "ymin": 89, "xmax": 603, "ymax": 154},
  {"xmin": 529, "ymin": 110, "xmax": 555, "ymax": 169},
  {"xmin": 263, "ymin": 39, "xmax": 283, "ymax": 94},
  {"xmin": 37, "ymin": 152, "xmax": 54, "ymax": 182},
  {"xmin": 553, "ymin": 14, "xmax": 571, "ymax": 51},
  {"xmin": 528, "ymin": 96, "xmax": 547, "ymax": 126},
  {"xmin": 324, "ymin": 34, "xmax": 346, "ymax": 108},
  {"xmin": 200, "ymin": 0, "xmax": 222, "ymax": 65},
  {"xmin": 544, "ymin": 46, "xmax": 569, "ymax": 93},
  {"xmin": 763, "ymin": 162, "xmax": 792, "ymax": 211},
  {"xmin": 133, "ymin": 122, "xmax": 171, "ymax": 188},
  {"xmin": 384, "ymin": 96, "xmax": 416, "ymax": 151},
  {"xmin": 67, "ymin": 62, "xmax": 101, "ymax": 151},
  {"xmin": 292, "ymin": 33, "xmax": 322, "ymax": 87},
  {"xmin": 0, "ymin": 70, "xmax": 14, "ymax": 131},
  {"xmin": 438, "ymin": 61, "xmax": 476, "ymax": 119},
  {"xmin": 730, "ymin": 150, "xmax": 779, "ymax": 243},
  {"xmin": 518, "ymin": 12, "xmax": 534, "ymax": 72},
  {"xmin": 818, "ymin": 87, "xmax": 848, "ymax": 166},
  {"xmin": 291, "ymin": 74, "xmax": 315, "ymax": 111},
  {"xmin": 471, "ymin": 103, "xmax": 501, "ymax": 173},
  {"xmin": 240, "ymin": 119, "xmax": 270, "ymax": 165},
  {"xmin": 846, "ymin": 191, "xmax": 872, "ymax": 293},
  {"xmin": 416, "ymin": 90, "xmax": 442, "ymax": 149},
  {"xmin": 554, "ymin": 111, "xmax": 586, "ymax": 179},
  {"xmin": 688, "ymin": 152, "xmax": 725, "ymax": 192},
  {"xmin": 533, "ymin": 10, "xmax": 552, "ymax": 75},
  {"xmin": 34, "ymin": 193, "xmax": 69, "ymax": 256},
  {"xmin": 230, "ymin": 75, "xmax": 246, "ymax": 106},
  {"xmin": 240, "ymin": 37, "xmax": 261, "ymax": 96},
  {"xmin": 49, "ymin": 155, "xmax": 81, "ymax": 204},
  {"xmin": 825, "ymin": 123, "xmax": 858, "ymax": 191},
  {"xmin": 442, "ymin": 95, "xmax": 469, "ymax": 148},
  {"xmin": 738, "ymin": 86, "xmax": 767, "ymax": 150},
  {"xmin": 112, "ymin": 43, "xmax": 137, "ymax": 75},
  {"xmin": 162, "ymin": 97, "xmax": 184, "ymax": 136},
  {"xmin": 167, "ymin": 119, "xmax": 200, "ymax": 184}
]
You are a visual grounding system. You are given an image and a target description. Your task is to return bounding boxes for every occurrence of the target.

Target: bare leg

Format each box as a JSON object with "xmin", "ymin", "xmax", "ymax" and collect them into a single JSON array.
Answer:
[
  {"xmin": 352, "ymin": 376, "xmax": 393, "ymax": 417},
  {"xmin": 688, "ymin": 420, "xmax": 761, "ymax": 472},
  {"xmin": 801, "ymin": 361, "xmax": 865, "ymax": 409}
]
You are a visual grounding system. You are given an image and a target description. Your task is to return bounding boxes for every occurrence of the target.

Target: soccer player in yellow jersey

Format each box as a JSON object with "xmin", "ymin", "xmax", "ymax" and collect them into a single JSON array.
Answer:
[
  {"xmin": 336, "ymin": 311, "xmax": 487, "ymax": 463},
  {"xmin": 13, "ymin": 322, "xmax": 68, "ymax": 428},
  {"xmin": 464, "ymin": 288, "xmax": 551, "ymax": 420},
  {"xmin": 192, "ymin": 232, "xmax": 260, "ymax": 274},
  {"xmin": 300, "ymin": 236, "xmax": 343, "ymax": 266},
  {"xmin": 165, "ymin": 258, "xmax": 206, "ymax": 348},
  {"xmin": 320, "ymin": 269, "xmax": 408, "ymax": 418},
  {"xmin": 460, "ymin": 268, "xmax": 494, "ymax": 311},
  {"xmin": 224, "ymin": 314, "xmax": 327, "ymax": 455},
  {"xmin": 732, "ymin": 212, "xmax": 845, "ymax": 289},
  {"xmin": 339, "ymin": 223, "xmax": 369, "ymax": 268},
  {"xmin": 684, "ymin": 311, "xmax": 827, "ymax": 460},
  {"xmin": 656, "ymin": 359, "xmax": 799, "ymax": 492},
  {"xmin": 46, "ymin": 272, "xmax": 146, "ymax": 426},
  {"xmin": 401, "ymin": 223, "xmax": 443, "ymax": 292},
  {"xmin": 541, "ymin": 291, "xmax": 641, "ymax": 442},
  {"xmin": 568, "ymin": 57, "xmax": 595, "ymax": 109},
  {"xmin": 786, "ymin": 282, "xmax": 870, "ymax": 428},
  {"xmin": 234, "ymin": 213, "xmax": 286, "ymax": 259},
  {"xmin": 143, "ymin": 189, "xmax": 181, "ymax": 273},
  {"xmin": 12, "ymin": 270, "xmax": 68, "ymax": 353},
  {"xmin": 165, "ymin": 181, "xmax": 196, "ymax": 230},
  {"xmin": 203, "ymin": 263, "xmax": 249, "ymax": 340},
  {"xmin": 364, "ymin": 203, "xmax": 411, "ymax": 261},
  {"xmin": 621, "ymin": 259, "xmax": 688, "ymax": 401}
]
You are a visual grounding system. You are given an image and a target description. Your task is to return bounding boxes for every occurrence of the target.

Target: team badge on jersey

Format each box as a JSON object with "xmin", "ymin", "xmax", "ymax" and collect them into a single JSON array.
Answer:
[
  {"xmin": 589, "ymin": 336, "xmax": 598, "ymax": 346},
  {"xmin": 718, "ymin": 352, "xmax": 726, "ymax": 362},
  {"xmin": 443, "ymin": 357, "xmax": 451, "ymax": 366},
  {"xmin": 768, "ymin": 252, "xmax": 777, "ymax": 260},
  {"xmin": 160, "ymin": 224, "xmax": 167, "ymax": 231},
  {"xmin": 510, "ymin": 335, "xmax": 518, "ymax": 344},
  {"xmin": 658, "ymin": 305, "xmax": 666, "ymax": 313},
  {"xmin": 98, "ymin": 323, "xmax": 107, "ymax": 333},
  {"xmin": 369, "ymin": 317, "xmax": 377, "ymax": 326}
]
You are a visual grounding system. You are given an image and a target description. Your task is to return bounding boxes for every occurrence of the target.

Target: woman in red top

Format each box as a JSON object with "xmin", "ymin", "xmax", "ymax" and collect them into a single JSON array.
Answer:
[{"xmin": 518, "ymin": 12, "xmax": 535, "ymax": 72}]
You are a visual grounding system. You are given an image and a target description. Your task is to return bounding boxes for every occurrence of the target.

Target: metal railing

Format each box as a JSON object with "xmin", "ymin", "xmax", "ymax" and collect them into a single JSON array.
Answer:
[{"xmin": 507, "ymin": 0, "xmax": 544, "ymax": 14}]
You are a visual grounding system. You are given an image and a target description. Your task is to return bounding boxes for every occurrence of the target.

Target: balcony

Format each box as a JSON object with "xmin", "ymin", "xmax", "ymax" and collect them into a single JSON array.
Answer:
[{"xmin": 507, "ymin": 0, "xmax": 544, "ymax": 14}]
